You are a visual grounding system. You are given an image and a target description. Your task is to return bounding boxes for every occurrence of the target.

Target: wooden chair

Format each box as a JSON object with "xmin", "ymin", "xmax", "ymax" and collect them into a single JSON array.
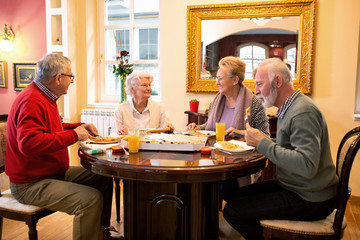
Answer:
[
  {"xmin": 260, "ymin": 126, "xmax": 360, "ymax": 240},
  {"xmin": 0, "ymin": 116, "xmax": 55, "ymax": 240}
]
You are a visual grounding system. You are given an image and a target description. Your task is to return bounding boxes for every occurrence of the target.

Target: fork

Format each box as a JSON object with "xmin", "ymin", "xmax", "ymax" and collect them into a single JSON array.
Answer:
[
  {"xmin": 121, "ymin": 145, "xmax": 130, "ymax": 156},
  {"xmin": 244, "ymin": 113, "xmax": 250, "ymax": 125}
]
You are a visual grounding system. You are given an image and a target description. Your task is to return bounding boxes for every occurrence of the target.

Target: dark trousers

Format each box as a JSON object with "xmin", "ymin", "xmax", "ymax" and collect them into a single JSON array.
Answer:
[{"xmin": 223, "ymin": 180, "xmax": 336, "ymax": 240}]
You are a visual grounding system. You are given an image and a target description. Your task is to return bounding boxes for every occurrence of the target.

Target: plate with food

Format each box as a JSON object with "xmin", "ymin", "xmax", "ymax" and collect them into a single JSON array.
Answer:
[
  {"xmin": 214, "ymin": 140, "xmax": 254, "ymax": 153},
  {"xmin": 121, "ymin": 133, "xmax": 207, "ymax": 151},
  {"xmin": 183, "ymin": 130, "xmax": 215, "ymax": 137},
  {"xmin": 88, "ymin": 136, "xmax": 125, "ymax": 144}
]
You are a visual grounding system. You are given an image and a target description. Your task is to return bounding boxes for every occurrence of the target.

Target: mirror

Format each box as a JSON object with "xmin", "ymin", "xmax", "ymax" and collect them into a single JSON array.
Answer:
[{"xmin": 186, "ymin": 0, "xmax": 316, "ymax": 94}]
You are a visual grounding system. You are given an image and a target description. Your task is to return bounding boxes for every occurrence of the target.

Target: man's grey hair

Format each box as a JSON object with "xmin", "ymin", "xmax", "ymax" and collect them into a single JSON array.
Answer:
[
  {"xmin": 258, "ymin": 58, "xmax": 292, "ymax": 86},
  {"xmin": 35, "ymin": 53, "xmax": 71, "ymax": 84},
  {"xmin": 125, "ymin": 71, "xmax": 153, "ymax": 97}
]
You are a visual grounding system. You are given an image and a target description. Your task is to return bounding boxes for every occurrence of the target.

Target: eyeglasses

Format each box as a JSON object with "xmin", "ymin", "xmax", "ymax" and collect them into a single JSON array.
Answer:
[
  {"xmin": 216, "ymin": 76, "xmax": 234, "ymax": 82},
  {"xmin": 137, "ymin": 83, "xmax": 153, "ymax": 88},
  {"xmin": 61, "ymin": 73, "xmax": 75, "ymax": 81}
]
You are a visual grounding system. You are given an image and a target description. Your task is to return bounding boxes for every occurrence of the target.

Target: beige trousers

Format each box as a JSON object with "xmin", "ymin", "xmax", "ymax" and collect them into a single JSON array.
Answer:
[{"xmin": 10, "ymin": 166, "xmax": 113, "ymax": 240}]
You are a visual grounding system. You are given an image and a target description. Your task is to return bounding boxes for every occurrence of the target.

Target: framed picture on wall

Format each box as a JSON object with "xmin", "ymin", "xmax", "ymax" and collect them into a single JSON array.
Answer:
[
  {"xmin": 0, "ymin": 61, "xmax": 7, "ymax": 88},
  {"xmin": 13, "ymin": 62, "xmax": 37, "ymax": 91}
]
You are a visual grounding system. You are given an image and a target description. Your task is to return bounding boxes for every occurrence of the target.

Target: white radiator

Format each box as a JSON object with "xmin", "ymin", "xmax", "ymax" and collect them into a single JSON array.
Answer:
[{"xmin": 81, "ymin": 109, "xmax": 115, "ymax": 136}]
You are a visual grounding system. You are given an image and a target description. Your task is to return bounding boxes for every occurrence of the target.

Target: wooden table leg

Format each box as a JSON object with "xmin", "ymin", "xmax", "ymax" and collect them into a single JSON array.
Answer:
[{"xmin": 114, "ymin": 178, "xmax": 121, "ymax": 223}]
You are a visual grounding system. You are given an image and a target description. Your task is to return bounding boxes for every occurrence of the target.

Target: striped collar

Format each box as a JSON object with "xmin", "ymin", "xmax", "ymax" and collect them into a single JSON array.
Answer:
[
  {"xmin": 277, "ymin": 89, "xmax": 301, "ymax": 119},
  {"xmin": 34, "ymin": 79, "xmax": 59, "ymax": 102}
]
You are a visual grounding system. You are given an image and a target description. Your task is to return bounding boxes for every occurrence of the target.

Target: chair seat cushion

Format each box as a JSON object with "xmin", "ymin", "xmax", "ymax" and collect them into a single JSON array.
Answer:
[
  {"xmin": 260, "ymin": 210, "xmax": 347, "ymax": 235},
  {"xmin": 0, "ymin": 189, "xmax": 45, "ymax": 214}
]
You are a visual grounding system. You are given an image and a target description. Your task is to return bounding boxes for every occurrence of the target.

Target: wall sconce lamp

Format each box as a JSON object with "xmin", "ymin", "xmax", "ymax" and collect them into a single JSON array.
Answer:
[{"xmin": 0, "ymin": 24, "xmax": 15, "ymax": 52}]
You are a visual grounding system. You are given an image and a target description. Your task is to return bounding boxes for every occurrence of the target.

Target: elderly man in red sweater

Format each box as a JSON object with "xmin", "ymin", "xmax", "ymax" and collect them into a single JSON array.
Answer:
[{"xmin": 5, "ymin": 53, "xmax": 119, "ymax": 240}]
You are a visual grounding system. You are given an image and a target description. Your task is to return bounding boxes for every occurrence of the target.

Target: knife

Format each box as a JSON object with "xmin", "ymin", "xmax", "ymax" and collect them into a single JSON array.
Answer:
[{"xmin": 233, "ymin": 132, "xmax": 245, "ymax": 138}]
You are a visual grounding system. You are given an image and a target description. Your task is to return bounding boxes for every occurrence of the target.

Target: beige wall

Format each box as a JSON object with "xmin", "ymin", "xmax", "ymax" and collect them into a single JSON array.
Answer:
[
  {"xmin": 313, "ymin": 0, "xmax": 360, "ymax": 195},
  {"xmin": 67, "ymin": 0, "xmax": 360, "ymax": 195}
]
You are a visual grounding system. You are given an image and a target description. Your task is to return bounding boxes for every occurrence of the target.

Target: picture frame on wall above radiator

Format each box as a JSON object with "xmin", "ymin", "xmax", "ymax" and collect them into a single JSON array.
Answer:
[
  {"xmin": 13, "ymin": 62, "xmax": 37, "ymax": 91},
  {"xmin": 0, "ymin": 61, "xmax": 7, "ymax": 88}
]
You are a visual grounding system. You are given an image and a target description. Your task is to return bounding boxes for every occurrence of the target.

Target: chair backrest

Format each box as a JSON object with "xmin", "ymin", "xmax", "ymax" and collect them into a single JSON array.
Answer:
[
  {"xmin": 0, "ymin": 116, "xmax": 7, "ymax": 173},
  {"xmin": 0, "ymin": 116, "xmax": 8, "ymax": 197},
  {"xmin": 333, "ymin": 126, "xmax": 360, "ymax": 238}
]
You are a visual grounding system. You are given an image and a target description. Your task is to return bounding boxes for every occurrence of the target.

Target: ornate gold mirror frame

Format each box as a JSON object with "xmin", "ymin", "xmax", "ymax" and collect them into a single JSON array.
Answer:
[{"xmin": 186, "ymin": 0, "xmax": 316, "ymax": 94}]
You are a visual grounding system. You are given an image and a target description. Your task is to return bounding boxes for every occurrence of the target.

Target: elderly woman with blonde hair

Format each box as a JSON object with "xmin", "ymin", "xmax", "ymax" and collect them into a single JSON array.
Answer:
[
  {"xmin": 188, "ymin": 56, "xmax": 269, "ymax": 138},
  {"xmin": 114, "ymin": 71, "xmax": 174, "ymax": 135},
  {"xmin": 188, "ymin": 56, "xmax": 269, "ymax": 199}
]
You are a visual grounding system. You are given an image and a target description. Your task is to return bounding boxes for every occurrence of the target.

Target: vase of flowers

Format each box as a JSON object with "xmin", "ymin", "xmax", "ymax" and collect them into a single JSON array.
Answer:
[{"xmin": 112, "ymin": 50, "xmax": 134, "ymax": 103}]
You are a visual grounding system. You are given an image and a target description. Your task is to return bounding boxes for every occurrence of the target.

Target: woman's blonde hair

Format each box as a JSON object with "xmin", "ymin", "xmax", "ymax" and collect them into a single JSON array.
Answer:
[{"xmin": 218, "ymin": 56, "xmax": 246, "ymax": 85}]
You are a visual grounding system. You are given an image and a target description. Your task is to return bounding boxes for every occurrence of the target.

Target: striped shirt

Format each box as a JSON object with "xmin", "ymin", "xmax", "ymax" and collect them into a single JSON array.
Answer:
[
  {"xmin": 277, "ymin": 89, "xmax": 301, "ymax": 119},
  {"xmin": 33, "ymin": 79, "xmax": 59, "ymax": 102}
]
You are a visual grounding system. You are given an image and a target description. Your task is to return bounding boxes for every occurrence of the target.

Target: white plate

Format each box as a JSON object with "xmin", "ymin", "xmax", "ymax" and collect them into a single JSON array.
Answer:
[
  {"xmin": 87, "ymin": 136, "xmax": 124, "ymax": 144},
  {"xmin": 183, "ymin": 130, "xmax": 215, "ymax": 137},
  {"xmin": 214, "ymin": 140, "xmax": 254, "ymax": 153}
]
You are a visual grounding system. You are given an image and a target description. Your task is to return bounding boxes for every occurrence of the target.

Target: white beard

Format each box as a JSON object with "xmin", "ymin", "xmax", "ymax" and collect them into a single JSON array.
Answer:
[{"xmin": 260, "ymin": 83, "xmax": 277, "ymax": 108}]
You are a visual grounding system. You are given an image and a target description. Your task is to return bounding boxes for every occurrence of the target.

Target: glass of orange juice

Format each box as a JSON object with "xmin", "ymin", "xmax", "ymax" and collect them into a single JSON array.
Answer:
[
  {"xmin": 128, "ymin": 129, "xmax": 140, "ymax": 153},
  {"xmin": 216, "ymin": 122, "xmax": 226, "ymax": 141}
]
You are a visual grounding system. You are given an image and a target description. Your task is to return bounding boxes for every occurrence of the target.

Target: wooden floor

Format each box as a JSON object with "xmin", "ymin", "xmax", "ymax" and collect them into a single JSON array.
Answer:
[{"xmin": 2, "ymin": 184, "xmax": 360, "ymax": 240}]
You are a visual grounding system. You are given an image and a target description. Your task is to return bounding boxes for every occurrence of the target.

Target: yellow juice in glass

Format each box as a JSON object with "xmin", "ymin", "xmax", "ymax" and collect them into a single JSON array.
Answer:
[
  {"xmin": 128, "ymin": 135, "xmax": 140, "ymax": 152},
  {"xmin": 216, "ymin": 122, "xmax": 226, "ymax": 141},
  {"xmin": 128, "ymin": 152, "xmax": 140, "ymax": 164}
]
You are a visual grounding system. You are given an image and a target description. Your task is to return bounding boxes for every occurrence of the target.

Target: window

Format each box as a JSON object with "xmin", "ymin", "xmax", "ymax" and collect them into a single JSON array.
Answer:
[
  {"xmin": 99, "ymin": 0, "xmax": 160, "ymax": 102},
  {"xmin": 238, "ymin": 43, "xmax": 268, "ymax": 79},
  {"xmin": 284, "ymin": 44, "xmax": 296, "ymax": 79}
]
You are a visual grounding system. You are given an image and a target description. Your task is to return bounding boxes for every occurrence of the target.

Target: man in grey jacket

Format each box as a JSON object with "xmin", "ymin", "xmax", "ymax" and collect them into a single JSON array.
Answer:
[{"xmin": 223, "ymin": 58, "xmax": 338, "ymax": 240}]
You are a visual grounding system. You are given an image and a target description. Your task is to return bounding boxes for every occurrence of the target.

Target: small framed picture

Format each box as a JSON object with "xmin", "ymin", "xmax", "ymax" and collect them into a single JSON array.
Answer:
[
  {"xmin": 13, "ymin": 62, "xmax": 37, "ymax": 91},
  {"xmin": 0, "ymin": 61, "xmax": 7, "ymax": 88}
]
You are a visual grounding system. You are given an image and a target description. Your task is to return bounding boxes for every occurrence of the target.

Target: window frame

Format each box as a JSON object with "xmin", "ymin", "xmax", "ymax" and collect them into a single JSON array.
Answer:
[
  {"xmin": 284, "ymin": 43, "xmax": 297, "ymax": 79},
  {"xmin": 237, "ymin": 42, "xmax": 269, "ymax": 79},
  {"xmin": 98, "ymin": 0, "xmax": 160, "ymax": 102}
]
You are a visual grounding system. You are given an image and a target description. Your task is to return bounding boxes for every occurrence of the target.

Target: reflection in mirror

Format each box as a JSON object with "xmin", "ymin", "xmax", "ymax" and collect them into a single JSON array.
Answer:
[
  {"xmin": 186, "ymin": 0, "xmax": 316, "ymax": 94},
  {"xmin": 201, "ymin": 17, "xmax": 299, "ymax": 80}
]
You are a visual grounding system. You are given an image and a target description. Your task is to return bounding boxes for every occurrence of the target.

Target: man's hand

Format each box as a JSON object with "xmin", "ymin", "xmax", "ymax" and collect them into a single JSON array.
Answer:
[
  {"xmin": 82, "ymin": 123, "xmax": 99, "ymax": 136},
  {"xmin": 245, "ymin": 123, "xmax": 269, "ymax": 147},
  {"xmin": 74, "ymin": 125, "xmax": 91, "ymax": 141}
]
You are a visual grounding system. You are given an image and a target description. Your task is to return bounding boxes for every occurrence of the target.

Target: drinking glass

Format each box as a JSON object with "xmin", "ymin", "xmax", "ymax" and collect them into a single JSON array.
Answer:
[
  {"xmin": 128, "ymin": 129, "xmax": 140, "ymax": 153},
  {"xmin": 216, "ymin": 122, "xmax": 226, "ymax": 141}
]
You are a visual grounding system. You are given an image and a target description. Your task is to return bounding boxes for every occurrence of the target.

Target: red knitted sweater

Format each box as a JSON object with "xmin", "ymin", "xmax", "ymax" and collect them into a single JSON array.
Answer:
[{"xmin": 5, "ymin": 82, "xmax": 81, "ymax": 184}]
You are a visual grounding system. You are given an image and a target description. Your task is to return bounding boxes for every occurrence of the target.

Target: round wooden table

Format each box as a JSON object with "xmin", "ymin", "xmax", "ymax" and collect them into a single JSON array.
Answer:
[{"xmin": 79, "ymin": 146, "xmax": 267, "ymax": 240}]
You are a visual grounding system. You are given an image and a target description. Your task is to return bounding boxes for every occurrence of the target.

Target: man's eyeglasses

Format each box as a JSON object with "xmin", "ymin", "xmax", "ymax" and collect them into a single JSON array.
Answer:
[{"xmin": 61, "ymin": 73, "xmax": 75, "ymax": 81}]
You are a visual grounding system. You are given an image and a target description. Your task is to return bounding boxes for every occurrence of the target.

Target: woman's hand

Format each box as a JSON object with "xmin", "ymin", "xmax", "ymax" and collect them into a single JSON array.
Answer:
[
  {"xmin": 187, "ymin": 122, "xmax": 201, "ymax": 130},
  {"xmin": 117, "ymin": 125, "xmax": 128, "ymax": 135},
  {"xmin": 225, "ymin": 127, "xmax": 245, "ymax": 138},
  {"xmin": 167, "ymin": 123, "xmax": 175, "ymax": 131}
]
